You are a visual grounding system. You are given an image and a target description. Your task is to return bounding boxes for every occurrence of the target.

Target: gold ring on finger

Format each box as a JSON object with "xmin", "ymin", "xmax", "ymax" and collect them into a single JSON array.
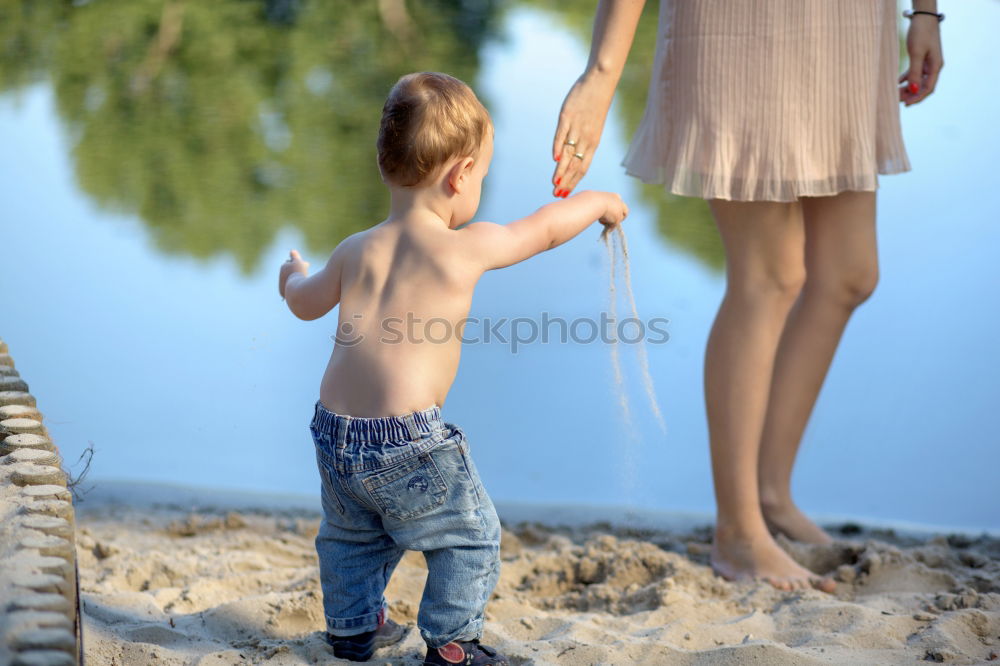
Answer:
[
  {"xmin": 565, "ymin": 139, "xmax": 577, "ymax": 147},
  {"xmin": 573, "ymin": 152, "xmax": 585, "ymax": 160}
]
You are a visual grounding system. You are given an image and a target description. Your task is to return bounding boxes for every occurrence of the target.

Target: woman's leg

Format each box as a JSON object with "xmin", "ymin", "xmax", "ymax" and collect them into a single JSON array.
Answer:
[
  {"xmin": 757, "ymin": 191, "xmax": 879, "ymax": 544},
  {"xmin": 705, "ymin": 199, "xmax": 834, "ymax": 592}
]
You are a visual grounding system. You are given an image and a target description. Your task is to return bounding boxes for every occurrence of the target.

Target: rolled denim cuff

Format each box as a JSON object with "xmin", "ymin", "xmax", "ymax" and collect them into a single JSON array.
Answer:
[
  {"xmin": 325, "ymin": 600, "xmax": 387, "ymax": 636},
  {"xmin": 420, "ymin": 616, "xmax": 483, "ymax": 649}
]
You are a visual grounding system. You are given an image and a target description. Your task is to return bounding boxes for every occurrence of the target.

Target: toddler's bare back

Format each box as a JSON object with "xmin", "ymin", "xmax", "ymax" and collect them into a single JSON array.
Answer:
[{"xmin": 320, "ymin": 217, "xmax": 477, "ymax": 417}]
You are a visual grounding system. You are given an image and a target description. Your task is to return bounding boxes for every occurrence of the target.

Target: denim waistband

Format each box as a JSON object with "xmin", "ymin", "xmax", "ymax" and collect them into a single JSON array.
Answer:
[{"xmin": 311, "ymin": 401, "xmax": 444, "ymax": 445}]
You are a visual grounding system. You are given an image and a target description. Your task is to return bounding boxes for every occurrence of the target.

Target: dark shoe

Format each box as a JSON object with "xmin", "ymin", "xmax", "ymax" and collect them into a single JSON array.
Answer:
[
  {"xmin": 326, "ymin": 618, "xmax": 409, "ymax": 661},
  {"xmin": 326, "ymin": 628, "xmax": 375, "ymax": 662},
  {"xmin": 422, "ymin": 639, "xmax": 509, "ymax": 665}
]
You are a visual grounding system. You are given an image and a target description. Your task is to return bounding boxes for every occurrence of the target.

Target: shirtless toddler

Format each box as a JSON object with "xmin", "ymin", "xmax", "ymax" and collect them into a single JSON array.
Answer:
[{"xmin": 278, "ymin": 71, "xmax": 627, "ymax": 665}]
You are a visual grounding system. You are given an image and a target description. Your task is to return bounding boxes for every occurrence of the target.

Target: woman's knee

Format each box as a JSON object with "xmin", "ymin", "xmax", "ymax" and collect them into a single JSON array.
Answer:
[
  {"xmin": 806, "ymin": 263, "xmax": 879, "ymax": 308},
  {"xmin": 727, "ymin": 263, "xmax": 807, "ymax": 306},
  {"xmin": 712, "ymin": 199, "xmax": 807, "ymax": 307}
]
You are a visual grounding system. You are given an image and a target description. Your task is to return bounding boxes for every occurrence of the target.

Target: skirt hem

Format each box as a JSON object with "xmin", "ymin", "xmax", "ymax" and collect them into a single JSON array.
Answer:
[{"xmin": 622, "ymin": 160, "xmax": 912, "ymax": 203}]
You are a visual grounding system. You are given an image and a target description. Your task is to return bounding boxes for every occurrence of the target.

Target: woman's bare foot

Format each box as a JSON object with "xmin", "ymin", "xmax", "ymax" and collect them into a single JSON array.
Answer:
[
  {"xmin": 711, "ymin": 528, "xmax": 836, "ymax": 593},
  {"xmin": 760, "ymin": 498, "xmax": 833, "ymax": 545}
]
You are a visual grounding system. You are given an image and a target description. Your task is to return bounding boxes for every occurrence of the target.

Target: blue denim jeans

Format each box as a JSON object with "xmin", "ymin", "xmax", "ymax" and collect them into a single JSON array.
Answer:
[{"xmin": 309, "ymin": 401, "xmax": 501, "ymax": 648}]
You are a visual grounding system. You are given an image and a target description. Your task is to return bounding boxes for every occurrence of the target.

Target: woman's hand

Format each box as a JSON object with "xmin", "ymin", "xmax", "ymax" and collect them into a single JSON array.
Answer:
[
  {"xmin": 551, "ymin": 74, "xmax": 616, "ymax": 198},
  {"xmin": 899, "ymin": 15, "xmax": 944, "ymax": 106}
]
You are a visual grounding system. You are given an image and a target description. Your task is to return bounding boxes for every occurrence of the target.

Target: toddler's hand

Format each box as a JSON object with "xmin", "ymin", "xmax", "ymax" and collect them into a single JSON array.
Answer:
[
  {"xmin": 599, "ymin": 192, "xmax": 629, "ymax": 229},
  {"xmin": 279, "ymin": 250, "xmax": 309, "ymax": 298}
]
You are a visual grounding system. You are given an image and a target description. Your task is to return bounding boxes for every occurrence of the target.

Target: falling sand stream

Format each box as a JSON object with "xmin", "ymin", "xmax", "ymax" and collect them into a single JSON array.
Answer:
[{"xmin": 602, "ymin": 225, "xmax": 667, "ymax": 434}]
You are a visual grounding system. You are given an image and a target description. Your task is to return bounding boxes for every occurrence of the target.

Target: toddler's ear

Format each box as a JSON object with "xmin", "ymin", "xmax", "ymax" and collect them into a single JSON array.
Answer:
[{"xmin": 447, "ymin": 157, "xmax": 475, "ymax": 194}]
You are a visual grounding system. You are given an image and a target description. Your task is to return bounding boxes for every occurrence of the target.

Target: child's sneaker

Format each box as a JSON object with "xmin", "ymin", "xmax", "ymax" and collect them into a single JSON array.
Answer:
[
  {"xmin": 374, "ymin": 617, "xmax": 409, "ymax": 649},
  {"xmin": 422, "ymin": 640, "xmax": 510, "ymax": 665},
  {"xmin": 325, "ymin": 618, "xmax": 409, "ymax": 662}
]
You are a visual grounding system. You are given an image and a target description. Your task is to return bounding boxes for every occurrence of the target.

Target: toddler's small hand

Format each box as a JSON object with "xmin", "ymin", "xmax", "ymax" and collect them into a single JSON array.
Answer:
[
  {"xmin": 599, "ymin": 193, "xmax": 629, "ymax": 229},
  {"xmin": 279, "ymin": 250, "xmax": 310, "ymax": 298}
]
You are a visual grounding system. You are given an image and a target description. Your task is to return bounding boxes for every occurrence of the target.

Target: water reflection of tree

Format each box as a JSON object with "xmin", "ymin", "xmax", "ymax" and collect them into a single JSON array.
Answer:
[
  {"xmin": 0, "ymin": 0, "xmax": 502, "ymax": 273},
  {"xmin": 0, "ymin": 2, "xmax": 61, "ymax": 92},
  {"xmin": 526, "ymin": 0, "xmax": 723, "ymax": 271},
  {"xmin": 0, "ymin": 0, "xmax": 725, "ymax": 272}
]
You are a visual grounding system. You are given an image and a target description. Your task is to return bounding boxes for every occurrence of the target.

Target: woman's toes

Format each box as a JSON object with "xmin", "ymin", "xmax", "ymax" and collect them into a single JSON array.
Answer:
[
  {"xmin": 763, "ymin": 576, "xmax": 790, "ymax": 591},
  {"xmin": 811, "ymin": 576, "xmax": 836, "ymax": 593}
]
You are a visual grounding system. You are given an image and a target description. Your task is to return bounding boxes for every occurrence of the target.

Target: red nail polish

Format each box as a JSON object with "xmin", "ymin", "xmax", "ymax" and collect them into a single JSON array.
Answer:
[
  {"xmin": 555, "ymin": 155, "xmax": 561, "ymax": 162},
  {"xmin": 555, "ymin": 178, "xmax": 561, "ymax": 186},
  {"xmin": 908, "ymin": 82, "xmax": 919, "ymax": 94}
]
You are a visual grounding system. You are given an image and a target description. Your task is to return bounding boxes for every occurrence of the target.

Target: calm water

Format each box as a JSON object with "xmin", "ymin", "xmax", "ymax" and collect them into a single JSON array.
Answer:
[{"xmin": 2, "ymin": 1, "xmax": 998, "ymax": 531}]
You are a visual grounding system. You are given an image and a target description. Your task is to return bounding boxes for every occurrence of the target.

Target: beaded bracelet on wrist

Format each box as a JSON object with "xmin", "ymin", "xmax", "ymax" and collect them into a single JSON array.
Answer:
[{"xmin": 903, "ymin": 9, "xmax": 945, "ymax": 22}]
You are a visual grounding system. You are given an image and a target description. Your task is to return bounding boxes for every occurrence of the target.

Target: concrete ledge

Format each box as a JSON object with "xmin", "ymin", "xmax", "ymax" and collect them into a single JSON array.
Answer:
[{"xmin": 0, "ymin": 338, "xmax": 82, "ymax": 665}]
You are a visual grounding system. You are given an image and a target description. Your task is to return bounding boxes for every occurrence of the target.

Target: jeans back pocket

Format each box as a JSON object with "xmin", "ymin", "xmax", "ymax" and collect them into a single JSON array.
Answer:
[{"xmin": 362, "ymin": 453, "xmax": 448, "ymax": 521}]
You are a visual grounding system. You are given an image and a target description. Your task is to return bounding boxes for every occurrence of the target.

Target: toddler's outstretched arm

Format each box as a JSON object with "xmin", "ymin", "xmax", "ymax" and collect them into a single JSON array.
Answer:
[
  {"xmin": 460, "ymin": 190, "xmax": 628, "ymax": 271},
  {"xmin": 279, "ymin": 249, "xmax": 343, "ymax": 320}
]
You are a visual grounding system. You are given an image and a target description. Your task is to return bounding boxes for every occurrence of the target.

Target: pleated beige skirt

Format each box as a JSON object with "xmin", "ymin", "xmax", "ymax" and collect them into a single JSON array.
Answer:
[{"xmin": 623, "ymin": 0, "xmax": 911, "ymax": 202}]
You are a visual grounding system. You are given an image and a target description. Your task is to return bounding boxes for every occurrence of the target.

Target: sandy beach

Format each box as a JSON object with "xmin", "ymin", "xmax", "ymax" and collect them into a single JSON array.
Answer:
[{"xmin": 69, "ymin": 485, "xmax": 1000, "ymax": 666}]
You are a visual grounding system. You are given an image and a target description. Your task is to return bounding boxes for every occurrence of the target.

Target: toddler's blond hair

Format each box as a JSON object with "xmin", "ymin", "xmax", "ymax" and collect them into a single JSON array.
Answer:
[{"xmin": 377, "ymin": 72, "xmax": 492, "ymax": 187}]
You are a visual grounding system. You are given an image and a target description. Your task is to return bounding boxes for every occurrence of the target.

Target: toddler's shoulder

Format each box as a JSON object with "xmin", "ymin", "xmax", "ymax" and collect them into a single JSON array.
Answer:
[
  {"xmin": 453, "ymin": 220, "xmax": 505, "ymax": 248},
  {"xmin": 331, "ymin": 227, "xmax": 373, "ymax": 259}
]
